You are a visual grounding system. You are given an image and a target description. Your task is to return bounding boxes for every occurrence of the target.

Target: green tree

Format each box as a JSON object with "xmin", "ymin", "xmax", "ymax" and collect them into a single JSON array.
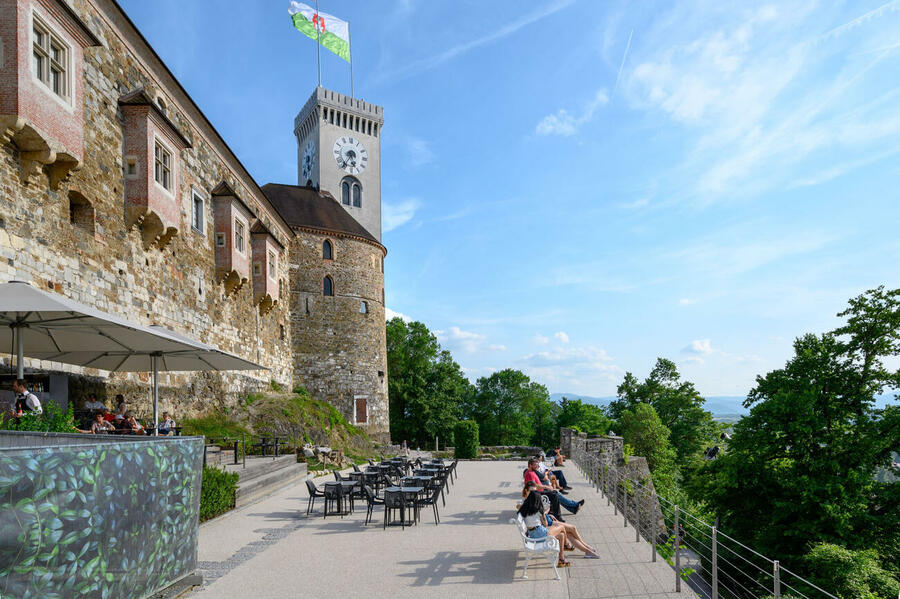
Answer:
[
  {"xmin": 802, "ymin": 544, "xmax": 900, "ymax": 599},
  {"xmin": 386, "ymin": 318, "xmax": 472, "ymax": 447},
  {"xmin": 702, "ymin": 287, "xmax": 900, "ymax": 577},
  {"xmin": 609, "ymin": 359, "xmax": 718, "ymax": 464},
  {"xmin": 556, "ymin": 397, "xmax": 613, "ymax": 436},
  {"xmin": 618, "ymin": 402, "xmax": 679, "ymax": 494},
  {"xmin": 467, "ymin": 369, "xmax": 551, "ymax": 446}
]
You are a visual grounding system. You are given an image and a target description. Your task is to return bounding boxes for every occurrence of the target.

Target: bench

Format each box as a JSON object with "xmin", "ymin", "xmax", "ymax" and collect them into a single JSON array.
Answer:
[{"xmin": 511, "ymin": 514, "xmax": 560, "ymax": 580}]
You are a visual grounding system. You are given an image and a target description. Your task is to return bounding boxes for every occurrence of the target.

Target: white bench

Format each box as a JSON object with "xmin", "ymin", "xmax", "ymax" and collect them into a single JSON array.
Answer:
[{"xmin": 511, "ymin": 514, "xmax": 561, "ymax": 580}]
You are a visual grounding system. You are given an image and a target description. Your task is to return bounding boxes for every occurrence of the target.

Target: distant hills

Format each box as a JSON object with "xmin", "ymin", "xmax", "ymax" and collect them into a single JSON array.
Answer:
[{"xmin": 549, "ymin": 392, "xmax": 897, "ymax": 417}]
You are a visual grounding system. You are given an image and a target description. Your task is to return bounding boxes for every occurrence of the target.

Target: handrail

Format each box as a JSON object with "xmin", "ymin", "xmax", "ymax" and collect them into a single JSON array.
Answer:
[{"xmin": 568, "ymin": 446, "xmax": 838, "ymax": 599}]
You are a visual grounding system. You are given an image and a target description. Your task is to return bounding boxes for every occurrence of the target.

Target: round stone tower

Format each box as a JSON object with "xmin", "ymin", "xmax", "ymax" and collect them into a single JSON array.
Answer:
[{"xmin": 262, "ymin": 183, "xmax": 388, "ymax": 441}]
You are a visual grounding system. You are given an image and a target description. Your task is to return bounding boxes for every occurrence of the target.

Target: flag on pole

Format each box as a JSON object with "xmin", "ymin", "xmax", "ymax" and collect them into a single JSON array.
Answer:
[{"xmin": 289, "ymin": 2, "xmax": 350, "ymax": 62}]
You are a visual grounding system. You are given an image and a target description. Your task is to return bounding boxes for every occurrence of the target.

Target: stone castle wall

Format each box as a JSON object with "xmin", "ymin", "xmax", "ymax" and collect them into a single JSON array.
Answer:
[
  {"xmin": 0, "ymin": 0, "xmax": 295, "ymax": 416},
  {"xmin": 289, "ymin": 229, "xmax": 389, "ymax": 440}
]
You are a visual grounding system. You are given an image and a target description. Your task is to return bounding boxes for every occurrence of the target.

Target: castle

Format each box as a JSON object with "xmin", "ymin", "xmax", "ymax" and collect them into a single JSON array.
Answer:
[{"xmin": 0, "ymin": 0, "xmax": 389, "ymax": 440}]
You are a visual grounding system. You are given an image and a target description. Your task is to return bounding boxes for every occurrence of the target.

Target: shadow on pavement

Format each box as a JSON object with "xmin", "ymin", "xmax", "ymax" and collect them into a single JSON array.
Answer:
[{"xmin": 396, "ymin": 550, "xmax": 519, "ymax": 586}]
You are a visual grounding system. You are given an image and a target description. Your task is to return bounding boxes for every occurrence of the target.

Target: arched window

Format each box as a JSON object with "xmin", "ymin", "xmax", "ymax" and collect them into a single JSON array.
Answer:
[
  {"xmin": 360, "ymin": 301, "xmax": 368, "ymax": 314},
  {"xmin": 323, "ymin": 276, "xmax": 334, "ymax": 296},
  {"xmin": 341, "ymin": 177, "xmax": 361, "ymax": 208},
  {"xmin": 322, "ymin": 239, "xmax": 333, "ymax": 260}
]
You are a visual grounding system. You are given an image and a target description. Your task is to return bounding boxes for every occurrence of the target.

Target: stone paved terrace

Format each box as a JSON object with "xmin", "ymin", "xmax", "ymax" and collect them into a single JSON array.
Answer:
[{"xmin": 190, "ymin": 459, "xmax": 695, "ymax": 599}]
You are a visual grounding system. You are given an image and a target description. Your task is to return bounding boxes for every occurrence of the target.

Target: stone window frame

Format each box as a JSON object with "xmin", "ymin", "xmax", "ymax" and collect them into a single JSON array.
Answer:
[
  {"xmin": 190, "ymin": 187, "xmax": 205, "ymax": 235},
  {"xmin": 30, "ymin": 9, "xmax": 74, "ymax": 111},
  {"xmin": 353, "ymin": 395, "xmax": 369, "ymax": 425},
  {"xmin": 360, "ymin": 300, "xmax": 368, "ymax": 314},
  {"xmin": 152, "ymin": 135, "xmax": 174, "ymax": 195},
  {"xmin": 323, "ymin": 275, "xmax": 334, "ymax": 297},
  {"xmin": 215, "ymin": 232, "xmax": 225, "ymax": 247},
  {"xmin": 252, "ymin": 262, "xmax": 261, "ymax": 277},
  {"xmin": 124, "ymin": 155, "xmax": 139, "ymax": 179},
  {"xmin": 341, "ymin": 176, "xmax": 362, "ymax": 208},
  {"xmin": 322, "ymin": 238, "xmax": 334, "ymax": 261}
]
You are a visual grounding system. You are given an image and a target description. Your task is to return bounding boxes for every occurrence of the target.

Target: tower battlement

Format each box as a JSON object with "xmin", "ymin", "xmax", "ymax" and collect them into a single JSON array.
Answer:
[{"xmin": 294, "ymin": 87, "xmax": 384, "ymax": 133}]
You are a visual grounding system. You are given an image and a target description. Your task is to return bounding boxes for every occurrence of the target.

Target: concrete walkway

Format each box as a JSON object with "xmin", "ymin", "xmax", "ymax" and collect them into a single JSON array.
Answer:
[{"xmin": 190, "ymin": 460, "xmax": 694, "ymax": 599}]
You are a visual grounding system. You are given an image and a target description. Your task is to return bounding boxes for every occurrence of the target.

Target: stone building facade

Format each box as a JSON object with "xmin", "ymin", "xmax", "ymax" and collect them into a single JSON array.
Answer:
[{"xmin": 0, "ymin": 0, "xmax": 390, "ymax": 439}]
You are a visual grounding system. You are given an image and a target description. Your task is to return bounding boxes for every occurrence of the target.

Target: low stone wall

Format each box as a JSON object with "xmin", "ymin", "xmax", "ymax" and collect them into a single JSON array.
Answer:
[{"xmin": 562, "ymin": 427, "xmax": 666, "ymax": 541}]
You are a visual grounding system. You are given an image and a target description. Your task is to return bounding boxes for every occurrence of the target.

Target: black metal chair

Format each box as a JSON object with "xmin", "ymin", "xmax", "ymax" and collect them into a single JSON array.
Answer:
[
  {"xmin": 323, "ymin": 483, "xmax": 351, "ymax": 519},
  {"xmin": 352, "ymin": 463, "xmax": 362, "ymax": 473},
  {"xmin": 305, "ymin": 479, "xmax": 325, "ymax": 516},
  {"xmin": 416, "ymin": 485, "xmax": 443, "ymax": 526},
  {"xmin": 332, "ymin": 469, "xmax": 352, "ymax": 482},
  {"xmin": 367, "ymin": 459, "xmax": 375, "ymax": 465},
  {"xmin": 383, "ymin": 489, "xmax": 407, "ymax": 530},
  {"xmin": 362, "ymin": 485, "xmax": 384, "ymax": 525},
  {"xmin": 432, "ymin": 470, "xmax": 449, "ymax": 506}
]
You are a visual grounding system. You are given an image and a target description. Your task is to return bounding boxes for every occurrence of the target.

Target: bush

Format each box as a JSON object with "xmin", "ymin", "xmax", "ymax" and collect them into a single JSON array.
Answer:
[
  {"xmin": 454, "ymin": 420, "xmax": 479, "ymax": 459},
  {"xmin": 181, "ymin": 412, "xmax": 250, "ymax": 439},
  {"xmin": 0, "ymin": 401, "xmax": 77, "ymax": 432},
  {"xmin": 802, "ymin": 543, "xmax": 900, "ymax": 599},
  {"xmin": 200, "ymin": 466, "xmax": 239, "ymax": 522}
]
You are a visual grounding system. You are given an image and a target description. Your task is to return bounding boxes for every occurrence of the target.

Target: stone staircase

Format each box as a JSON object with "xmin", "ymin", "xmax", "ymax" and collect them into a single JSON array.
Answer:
[{"xmin": 226, "ymin": 455, "xmax": 308, "ymax": 508}]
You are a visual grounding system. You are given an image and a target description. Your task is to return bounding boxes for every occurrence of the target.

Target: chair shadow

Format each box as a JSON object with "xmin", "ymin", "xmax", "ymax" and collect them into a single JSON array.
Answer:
[
  {"xmin": 440, "ymin": 510, "xmax": 511, "ymax": 525},
  {"xmin": 468, "ymin": 491, "xmax": 509, "ymax": 501},
  {"xmin": 396, "ymin": 550, "xmax": 519, "ymax": 586}
]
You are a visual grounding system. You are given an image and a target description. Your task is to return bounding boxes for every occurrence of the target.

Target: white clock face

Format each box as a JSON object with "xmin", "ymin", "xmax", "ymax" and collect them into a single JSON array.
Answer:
[
  {"xmin": 301, "ymin": 140, "xmax": 315, "ymax": 183},
  {"xmin": 333, "ymin": 137, "xmax": 368, "ymax": 175}
]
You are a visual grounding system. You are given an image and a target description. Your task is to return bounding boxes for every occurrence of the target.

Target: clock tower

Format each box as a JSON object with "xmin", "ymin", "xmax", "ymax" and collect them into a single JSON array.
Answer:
[{"xmin": 294, "ymin": 87, "xmax": 384, "ymax": 241}]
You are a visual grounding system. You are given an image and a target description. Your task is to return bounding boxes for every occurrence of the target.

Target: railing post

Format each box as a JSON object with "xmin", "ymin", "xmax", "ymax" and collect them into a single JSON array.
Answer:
[
  {"xmin": 613, "ymin": 470, "xmax": 618, "ymax": 516},
  {"xmin": 651, "ymin": 492, "xmax": 657, "ymax": 562},
  {"xmin": 774, "ymin": 560, "xmax": 781, "ymax": 599},
  {"xmin": 623, "ymin": 476, "xmax": 628, "ymax": 527},
  {"xmin": 636, "ymin": 488, "xmax": 641, "ymax": 542},
  {"xmin": 712, "ymin": 526, "xmax": 718, "ymax": 599},
  {"xmin": 674, "ymin": 505, "xmax": 682, "ymax": 592},
  {"xmin": 233, "ymin": 440, "xmax": 238, "ymax": 465}
]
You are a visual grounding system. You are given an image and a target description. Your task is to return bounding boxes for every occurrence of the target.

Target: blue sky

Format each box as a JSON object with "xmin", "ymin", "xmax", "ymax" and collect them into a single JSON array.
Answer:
[{"xmin": 120, "ymin": 0, "xmax": 900, "ymax": 397}]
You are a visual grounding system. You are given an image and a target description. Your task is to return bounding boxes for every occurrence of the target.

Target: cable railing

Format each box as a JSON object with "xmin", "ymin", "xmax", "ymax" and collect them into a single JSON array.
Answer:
[{"xmin": 569, "ymin": 446, "xmax": 838, "ymax": 599}]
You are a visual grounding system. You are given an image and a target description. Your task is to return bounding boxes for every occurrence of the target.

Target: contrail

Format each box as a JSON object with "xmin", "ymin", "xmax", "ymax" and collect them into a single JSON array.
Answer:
[{"xmin": 613, "ymin": 29, "xmax": 634, "ymax": 95}]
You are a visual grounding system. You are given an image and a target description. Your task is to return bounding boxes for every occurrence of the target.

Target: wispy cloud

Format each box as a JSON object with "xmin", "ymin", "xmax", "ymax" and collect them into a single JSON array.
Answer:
[
  {"xmin": 533, "ymin": 334, "xmax": 550, "ymax": 345},
  {"xmin": 404, "ymin": 136, "xmax": 435, "ymax": 168},
  {"xmin": 682, "ymin": 339, "xmax": 714, "ymax": 355},
  {"xmin": 520, "ymin": 345, "xmax": 624, "ymax": 394},
  {"xmin": 383, "ymin": 198, "xmax": 421, "ymax": 232},
  {"xmin": 385, "ymin": 307, "xmax": 412, "ymax": 322},
  {"xmin": 535, "ymin": 90, "xmax": 609, "ymax": 136},
  {"xmin": 377, "ymin": 1, "xmax": 575, "ymax": 83},
  {"xmin": 435, "ymin": 326, "xmax": 506, "ymax": 354},
  {"xmin": 554, "ymin": 331, "xmax": 570, "ymax": 344}
]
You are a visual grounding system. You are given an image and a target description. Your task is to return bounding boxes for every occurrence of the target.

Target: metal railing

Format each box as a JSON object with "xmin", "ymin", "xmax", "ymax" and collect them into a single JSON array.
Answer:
[{"xmin": 570, "ymin": 447, "xmax": 838, "ymax": 599}]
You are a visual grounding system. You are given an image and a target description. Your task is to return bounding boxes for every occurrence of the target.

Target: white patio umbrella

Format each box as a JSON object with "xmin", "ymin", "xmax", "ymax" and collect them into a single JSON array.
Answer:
[{"xmin": 0, "ymin": 280, "xmax": 265, "ymax": 435}]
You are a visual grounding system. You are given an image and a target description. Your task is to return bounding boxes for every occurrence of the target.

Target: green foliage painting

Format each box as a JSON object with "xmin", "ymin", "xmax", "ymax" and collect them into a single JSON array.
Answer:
[{"xmin": 0, "ymin": 433, "xmax": 203, "ymax": 599}]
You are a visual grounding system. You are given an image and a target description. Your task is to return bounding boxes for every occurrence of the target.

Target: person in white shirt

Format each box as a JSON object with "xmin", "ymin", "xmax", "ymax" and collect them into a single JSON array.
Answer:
[
  {"xmin": 83, "ymin": 393, "xmax": 106, "ymax": 411},
  {"xmin": 113, "ymin": 395, "xmax": 127, "ymax": 421},
  {"xmin": 158, "ymin": 411, "xmax": 176, "ymax": 435},
  {"xmin": 11, "ymin": 379, "xmax": 42, "ymax": 417}
]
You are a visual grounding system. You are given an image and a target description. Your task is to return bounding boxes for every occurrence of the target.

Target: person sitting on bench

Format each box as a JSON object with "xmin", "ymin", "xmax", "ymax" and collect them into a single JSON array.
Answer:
[{"xmin": 524, "ymin": 458, "xmax": 583, "ymax": 519}]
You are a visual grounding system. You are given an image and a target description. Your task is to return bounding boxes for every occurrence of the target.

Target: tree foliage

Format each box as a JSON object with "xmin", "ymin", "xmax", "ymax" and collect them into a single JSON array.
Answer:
[
  {"xmin": 802, "ymin": 544, "xmax": 900, "ymax": 599},
  {"xmin": 556, "ymin": 398, "xmax": 612, "ymax": 436},
  {"xmin": 453, "ymin": 420, "xmax": 479, "ymax": 459},
  {"xmin": 701, "ymin": 287, "xmax": 900, "ymax": 584},
  {"xmin": 609, "ymin": 358, "xmax": 718, "ymax": 464},
  {"xmin": 386, "ymin": 317, "xmax": 472, "ymax": 447},
  {"xmin": 465, "ymin": 369, "xmax": 552, "ymax": 446},
  {"xmin": 618, "ymin": 402, "xmax": 679, "ymax": 495}
]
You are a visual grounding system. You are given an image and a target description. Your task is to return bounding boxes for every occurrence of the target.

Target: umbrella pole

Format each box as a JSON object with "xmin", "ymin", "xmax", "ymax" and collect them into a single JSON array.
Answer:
[
  {"xmin": 16, "ymin": 326, "xmax": 24, "ymax": 378},
  {"xmin": 152, "ymin": 354, "xmax": 159, "ymax": 437}
]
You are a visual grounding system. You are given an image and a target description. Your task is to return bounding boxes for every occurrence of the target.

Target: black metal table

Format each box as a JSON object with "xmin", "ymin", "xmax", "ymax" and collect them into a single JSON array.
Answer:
[
  {"xmin": 384, "ymin": 485, "xmax": 423, "ymax": 524},
  {"xmin": 323, "ymin": 480, "xmax": 358, "ymax": 516}
]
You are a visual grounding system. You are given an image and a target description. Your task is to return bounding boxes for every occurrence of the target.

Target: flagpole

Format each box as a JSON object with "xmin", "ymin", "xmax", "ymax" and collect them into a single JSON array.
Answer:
[
  {"xmin": 315, "ymin": 0, "xmax": 322, "ymax": 87},
  {"xmin": 348, "ymin": 25, "xmax": 354, "ymax": 99}
]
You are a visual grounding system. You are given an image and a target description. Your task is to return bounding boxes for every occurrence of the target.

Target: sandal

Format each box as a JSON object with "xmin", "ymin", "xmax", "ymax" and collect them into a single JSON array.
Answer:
[
  {"xmin": 565, "ymin": 544, "xmax": 575, "ymax": 551},
  {"xmin": 557, "ymin": 559, "xmax": 572, "ymax": 567}
]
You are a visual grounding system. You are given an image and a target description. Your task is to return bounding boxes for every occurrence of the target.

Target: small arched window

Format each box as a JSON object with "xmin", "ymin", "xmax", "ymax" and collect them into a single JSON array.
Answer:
[
  {"xmin": 322, "ymin": 239, "xmax": 333, "ymax": 260},
  {"xmin": 323, "ymin": 276, "xmax": 334, "ymax": 296},
  {"xmin": 360, "ymin": 301, "xmax": 368, "ymax": 314},
  {"xmin": 341, "ymin": 176, "xmax": 361, "ymax": 208}
]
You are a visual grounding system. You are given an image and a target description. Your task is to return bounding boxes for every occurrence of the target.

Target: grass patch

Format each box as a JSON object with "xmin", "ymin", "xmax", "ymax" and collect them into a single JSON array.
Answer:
[{"xmin": 181, "ymin": 412, "xmax": 250, "ymax": 439}]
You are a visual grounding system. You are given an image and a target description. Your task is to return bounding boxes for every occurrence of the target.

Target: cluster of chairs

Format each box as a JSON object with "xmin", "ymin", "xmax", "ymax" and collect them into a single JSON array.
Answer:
[{"xmin": 305, "ymin": 456, "xmax": 458, "ymax": 529}]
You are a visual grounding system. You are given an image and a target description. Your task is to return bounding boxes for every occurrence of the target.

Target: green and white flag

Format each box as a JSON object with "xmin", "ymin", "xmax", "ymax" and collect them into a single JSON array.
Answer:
[{"xmin": 289, "ymin": 2, "xmax": 350, "ymax": 62}]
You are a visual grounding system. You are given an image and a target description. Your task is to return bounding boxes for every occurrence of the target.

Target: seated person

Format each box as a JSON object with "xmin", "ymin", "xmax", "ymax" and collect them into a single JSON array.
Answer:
[
  {"xmin": 120, "ymin": 412, "xmax": 145, "ymax": 435},
  {"xmin": 10, "ymin": 379, "xmax": 42, "ymax": 418},
  {"xmin": 78, "ymin": 412, "xmax": 116, "ymax": 434},
  {"xmin": 537, "ymin": 455, "xmax": 572, "ymax": 491},
  {"xmin": 518, "ymin": 481, "xmax": 599, "ymax": 564},
  {"xmin": 83, "ymin": 393, "xmax": 106, "ymax": 412},
  {"xmin": 113, "ymin": 395, "xmax": 127, "ymax": 421},
  {"xmin": 158, "ymin": 411, "xmax": 176, "ymax": 435},
  {"xmin": 517, "ymin": 483, "xmax": 598, "ymax": 568},
  {"xmin": 524, "ymin": 458, "xmax": 583, "ymax": 519},
  {"xmin": 547, "ymin": 447, "xmax": 565, "ymax": 466}
]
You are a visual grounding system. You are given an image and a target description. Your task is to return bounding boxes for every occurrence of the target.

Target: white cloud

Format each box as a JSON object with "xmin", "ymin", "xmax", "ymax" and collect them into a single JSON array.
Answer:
[
  {"xmin": 678, "ymin": 298, "xmax": 697, "ymax": 306},
  {"xmin": 382, "ymin": 198, "xmax": 421, "ymax": 232},
  {"xmin": 536, "ymin": 90, "xmax": 609, "ymax": 136},
  {"xmin": 520, "ymin": 345, "xmax": 624, "ymax": 394},
  {"xmin": 625, "ymin": 2, "xmax": 900, "ymax": 201},
  {"xmin": 683, "ymin": 339, "xmax": 714, "ymax": 355},
  {"xmin": 377, "ymin": 0, "xmax": 575, "ymax": 83},
  {"xmin": 405, "ymin": 137, "xmax": 435, "ymax": 168},
  {"xmin": 385, "ymin": 307, "xmax": 411, "ymax": 322},
  {"xmin": 554, "ymin": 331, "xmax": 570, "ymax": 344},
  {"xmin": 533, "ymin": 334, "xmax": 550, "ymax": 345},
  {"xmin": 435, "ymin": 326, "xmax": 505, "ymax": 354}
]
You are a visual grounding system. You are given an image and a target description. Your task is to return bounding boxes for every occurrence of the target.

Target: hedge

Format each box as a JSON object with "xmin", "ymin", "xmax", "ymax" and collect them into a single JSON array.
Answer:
[
  {"xmin": 200, "ymin": 467, "xmax": 239, "ymax": 522},
  {"xmin": 454, "ymin": 420, "xmax": 479, "ymax": 459}
]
